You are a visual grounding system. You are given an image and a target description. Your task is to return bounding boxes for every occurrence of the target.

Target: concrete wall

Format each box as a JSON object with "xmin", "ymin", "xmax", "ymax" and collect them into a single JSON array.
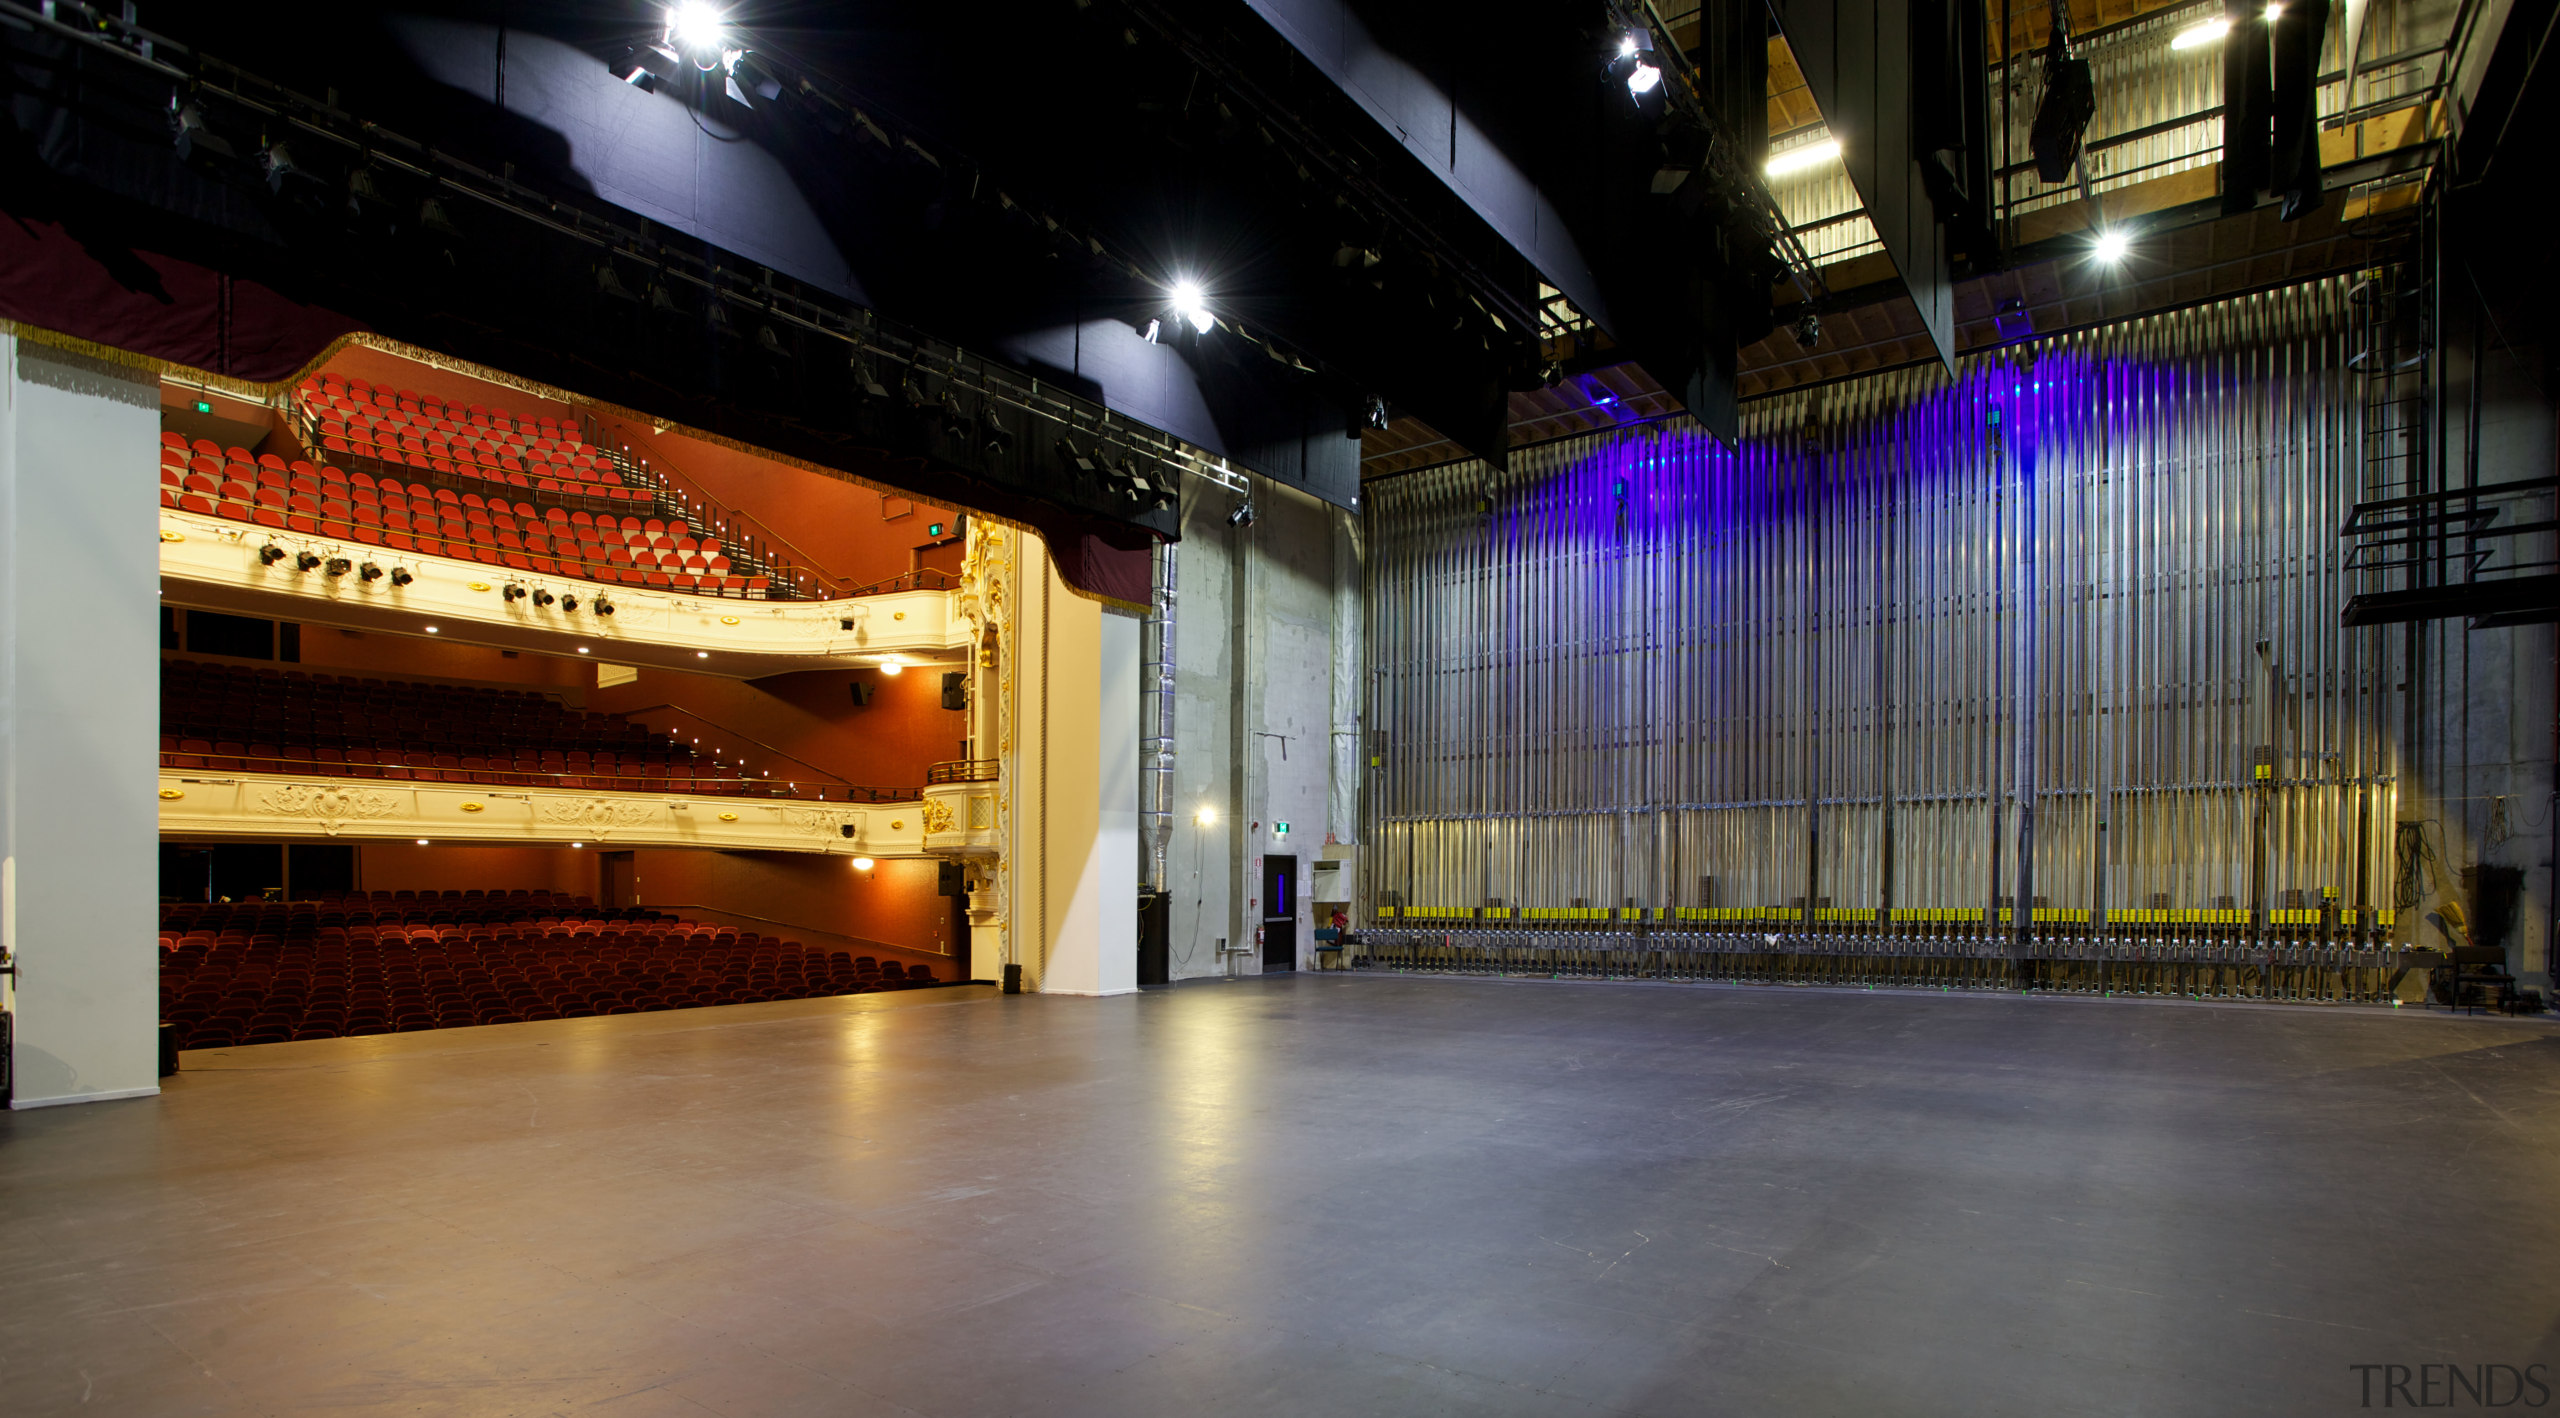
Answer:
[
  {"xmin": 2403, "ymin": 304, "xmax": 2559, "ymax": 994},
  {"xmin": 3, "ymin": 335, "xmax": 162, "ymax": 1107},
  {"xmin": 1163, "ymin": 474, "xmax": 1364, "ymax": 979}
]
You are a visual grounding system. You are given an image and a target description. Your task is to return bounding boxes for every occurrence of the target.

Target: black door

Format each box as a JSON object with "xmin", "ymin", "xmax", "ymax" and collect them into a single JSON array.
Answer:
[{"xmin": 1262, "ymin": 854, "xmax": 1298, "ymax": 973}]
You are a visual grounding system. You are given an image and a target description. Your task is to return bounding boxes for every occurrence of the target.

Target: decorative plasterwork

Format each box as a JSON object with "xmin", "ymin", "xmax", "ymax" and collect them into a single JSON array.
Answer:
[
  {"xmin": 251, "ymin": 781, "xmax": 404, "ymax": 834},
  {"xmin": 156, "ymin": 508, "xmax": 968, "ymax": 672},
  {"xmin": 161, "ymin": 771, "xmax": 932, "ymax": 856}
]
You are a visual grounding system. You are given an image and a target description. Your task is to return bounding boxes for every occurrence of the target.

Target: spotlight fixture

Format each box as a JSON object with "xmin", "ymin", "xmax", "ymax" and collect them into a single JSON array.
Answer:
[
  {"xmin": 2093, "ymin": 229, "xmax": 2131, "ymax": 263},
  {"xmin": 2030, "ymin": 19, "xmax": 2098, "ymax": 183},
  {"xmin": 561, "ymin": 594, "xmax": 580, "ymax": 612},
  {"xmin": 324, "ymin": 557, "xmax": 352, "ymax": 577},
  {"xmin": 294, "ymin": 551, "xmax": 323, "ymax": 572},
  {"xmin": 1169, "ymin": 280, "xmax": 1214, "ymax": 334},
  {"xmin": 1366, "ymin": 395, "xmax": 1392, "ymax": 431},
  {"xmin": 595, "ymin": 597, "xmax": 616, "ymax": 616},
  {"xmin": 839, "ymin": 823, "xmax": 858, "ymax": 839},
  {"xmin": 1765, "ymin": 139, "xmax": 1842, "ymax": 178},
  {"xmin": 503, "ymin": 583, "xmax": 528, "ymax": 602},
  {"xmin": 258, "ymin": 544, "xmax": 288, "ymax": 565},
  {"xmin": 1228, "ymin": 501, "xmax": 1257, "ymax": 528},
  {"xmin": 1790, "ymin": 309, "xmax": 1824, "ymax": 350},
  {"xmin": 532, "ymin": 588, "xmax": 556, "ymax": 608},
  {"xmin": 1608, "ymin": 29, "xmax": 1662, "ymax": 100},
  {"xmin": 260, "ymin": 141, "xmax": 314, "ymax": 196},
  {"xmin": 359, "ymin": 562, "xmax": 385, "ymax": 582},
  {"xmin": 390, "ymin": 566, "xmax": 415, "ymax": 586},
  {"xmin": 170, "ymin": 98, "xmax": 234, "ymax": 161},
  {"xmin": 667, "ymin": 1, "xmax": 731, "ymax": 67}
]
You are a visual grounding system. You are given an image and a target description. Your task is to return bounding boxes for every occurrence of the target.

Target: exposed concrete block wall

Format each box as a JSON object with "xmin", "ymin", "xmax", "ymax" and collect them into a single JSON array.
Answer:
[{"xmin": 1166, "ymin": 475, "xmax": 1364, "ymax": 979}]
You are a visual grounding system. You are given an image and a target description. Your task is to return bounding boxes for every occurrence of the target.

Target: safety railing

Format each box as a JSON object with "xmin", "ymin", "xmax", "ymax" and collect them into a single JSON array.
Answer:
[{"xmin": 925, "ymin": 758, "xmax": 1000, "ymax": 785}]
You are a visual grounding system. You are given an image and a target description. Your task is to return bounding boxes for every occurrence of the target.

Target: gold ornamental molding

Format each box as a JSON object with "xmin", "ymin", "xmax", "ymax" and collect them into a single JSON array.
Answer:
[{"xmin": 535, "ymin": 798, "xmax": 663, "ymax": 835}]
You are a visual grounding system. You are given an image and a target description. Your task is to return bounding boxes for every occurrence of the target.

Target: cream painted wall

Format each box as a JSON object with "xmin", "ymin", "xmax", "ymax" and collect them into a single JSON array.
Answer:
[{"xmin": 3, "ymin": 336, "xmax": 163, "ymax": 1108}]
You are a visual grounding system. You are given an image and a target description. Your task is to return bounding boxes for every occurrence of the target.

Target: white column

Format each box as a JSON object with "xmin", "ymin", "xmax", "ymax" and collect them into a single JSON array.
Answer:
[
  {"xmin": 1, "ymin": 335, "xmax": 163, "ymax": 1107},
  {"xmin": 1095, "ymin": 610, "xmax": 1139, "ymax": 995}
]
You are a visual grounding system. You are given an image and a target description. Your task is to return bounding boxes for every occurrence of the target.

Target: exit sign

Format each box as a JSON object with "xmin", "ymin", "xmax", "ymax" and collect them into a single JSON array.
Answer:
[
  {"xmin": 194, "ymin": 400, "xmax": 213, "ymax": 414},
  {"xmin": 1273, "ymin": 821, "xmax": 1290, "ymax": 836}
]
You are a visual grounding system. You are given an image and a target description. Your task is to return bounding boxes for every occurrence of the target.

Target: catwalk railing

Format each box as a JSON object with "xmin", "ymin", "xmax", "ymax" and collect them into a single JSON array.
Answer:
[{"xmin": 1360, "ymin": 276, "xmax": 2430, "ymax": 998}]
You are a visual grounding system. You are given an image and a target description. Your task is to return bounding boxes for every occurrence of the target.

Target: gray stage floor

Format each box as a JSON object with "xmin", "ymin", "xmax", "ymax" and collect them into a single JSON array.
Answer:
[{"xmin": 4, "ymin": 975, "xmax": 2557, "ymax": 1417}]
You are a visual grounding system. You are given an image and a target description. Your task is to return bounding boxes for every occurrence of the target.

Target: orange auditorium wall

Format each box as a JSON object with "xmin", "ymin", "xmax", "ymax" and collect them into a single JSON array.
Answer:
[
  {"xmin": 295, "ymin": 628, "xmax": 591, "ymax": 693},
  {"xmin": 355, "ymin": 843, "xmax": 601, "ymax": 897},
  {"xmin": 607, "ymin": 421, "xmax": 953, "ymax": 591},
  {"xmin": 629, "ymin": 849, "xmax": 958, "ymax": 974},
  {"xmin": 589, "ymin": 661, "xmax": 965, "ymax": 792}
]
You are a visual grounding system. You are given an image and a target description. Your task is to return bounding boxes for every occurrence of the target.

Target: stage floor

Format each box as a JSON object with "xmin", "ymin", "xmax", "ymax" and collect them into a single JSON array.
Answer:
[{"xmin": 4, "ymin": 975, "xmax": 2556, "ymax": 1416}]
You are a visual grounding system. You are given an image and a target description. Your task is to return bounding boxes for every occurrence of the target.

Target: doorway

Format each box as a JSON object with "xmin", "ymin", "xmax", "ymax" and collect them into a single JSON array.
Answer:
[
  {"xmin": 1261, "ymin": 853, "xmax": 1298, "ymax": 973},
  {"xmin": 599, "ymin": 851, "xmax": 637, "ymax": 909}
]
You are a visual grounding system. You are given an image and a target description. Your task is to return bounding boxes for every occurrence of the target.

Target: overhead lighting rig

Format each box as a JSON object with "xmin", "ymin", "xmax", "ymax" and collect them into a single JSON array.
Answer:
[{"xmin": 1606, "ymin": 3, "xmax": 1825, "ymax": 311}]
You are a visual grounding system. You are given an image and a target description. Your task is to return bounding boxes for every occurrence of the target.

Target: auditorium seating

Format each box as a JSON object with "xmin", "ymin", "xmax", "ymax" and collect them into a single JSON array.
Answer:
[
  {"xmin": 159, "ymin": 430, "xmax": 771, "ymax": 599},
  {"xmin": 159, "ymin": 891, "xmax": 946, "ymax": 1049},
  {"xmin": 157, "ymin": 659, "xmax": 905, "ymax": 799}
]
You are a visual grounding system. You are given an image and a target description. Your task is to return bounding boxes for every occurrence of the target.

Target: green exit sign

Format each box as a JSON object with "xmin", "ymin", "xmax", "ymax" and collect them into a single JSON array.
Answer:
[
  {"xmin": 194, "ymin": 400, "xmax": 213, "ymax": 414},
  {"xmin": 927, "ymin": 522, "xmax": 945, "ymax": 538},
  {"xmin": 1274, "ymin": 821, "xmax": 1290, "ymax": 836}
]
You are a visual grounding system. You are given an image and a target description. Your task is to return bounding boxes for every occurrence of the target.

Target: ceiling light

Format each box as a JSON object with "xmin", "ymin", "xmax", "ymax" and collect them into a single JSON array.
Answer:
[
  {"xmin": 571, "ymin": 842, "xmax": 584, "ymax": 848},
  {"xmin": 1195, "ymin": 804, "xmax": 1218, "ymax": 825},
  {"xmin": 1170, "ymin": 280, "xmax": 1213, "ymax": 334},
  {"xmin": 851, "ymin": 857, "xmax": 876, "ymax": 871},
  {"xmin": 880, "ymin": 657, "xmax": 905, "ymax": 676},
  {"xmin": 2171, "ymin": 17, "xmax": 2231, "ymax": 48},
  {"xmin": 696, "ymin": 650, "xmax": 709, "ymax": 658},
  {"xmin": 1765, "ymin": 139, "xmax": 1841, "ymax": 177},
  {"xmin": 578, "ymin": 646, "xmax": 590, "ymax": 654},
  {"xmin": 2094, "ymin": 229, "xmax": 2131, "ymax": 263},
  {"xmin": 425, "ymin": 625, "xmax": 439, "ymax": 633},
  {"xmin": 415, "ymin": 838, "xmax": 431, "ymax": 846}
]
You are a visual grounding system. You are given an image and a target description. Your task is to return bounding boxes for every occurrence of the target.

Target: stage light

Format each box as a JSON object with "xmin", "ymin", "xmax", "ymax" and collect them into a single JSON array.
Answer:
[
  {"xmin": 1610, "ymin": 30, "xmax": 1661, "ymax": 100},
  {"xmin": 851, "ymin": 857, "xmax": 875, "ymax": 871},
  {"xmin": 2171, "ymin": 17, "xmax": 2231, "ymax": 48},
  {"xmin": 1228, "ymin": 502, "xmax": 1257, "ymax": 528},
  {"xmin": 1170, "ymin": 280, "xmax": 1214, "ymax": 334},
  {"xmin": 360, "ymin": 562, "xmax": 385, "ymax": 581},
  {"xmin": 2094, "ymin": 229, "xmax": 2131, "ymax": 263},
  {"xmin": 1765, "ymin": 139, "xmax": 1841, "ymax": 177},
  {"xmin": 1791, "ymin": 310, "xmax": 1823, "ymax": 350},
  {"xmin": 390, "ymin": 566, "xmax": 415, "ymax": 586},
  {"xmin": 533, "ymin": 588, "xmax": 556, "ymax": 607},
  {"xmin": 295, "ymin": 551, "xmax": 323, "ymax": 572},
  {"xmin": 259, "ymin": 544, "xmax": 287, "ymax": 565},
  {"xmin": 324, "ymin": 557, "xmax": 352, "ymax": 577},
  {"xmin": 668, "ymin": 2, "xmax": 729, "ymax": 65},
  {"xmin": 503, "ymin": 583, "xmax": 528, "ymax": 602},
  {"xmin": 595, "ymin": 597, "xmax": 616, "ymax": 616},
  {"xmin": 170, "ymin": 99, "xmax": 234, "ymax": 161}
]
